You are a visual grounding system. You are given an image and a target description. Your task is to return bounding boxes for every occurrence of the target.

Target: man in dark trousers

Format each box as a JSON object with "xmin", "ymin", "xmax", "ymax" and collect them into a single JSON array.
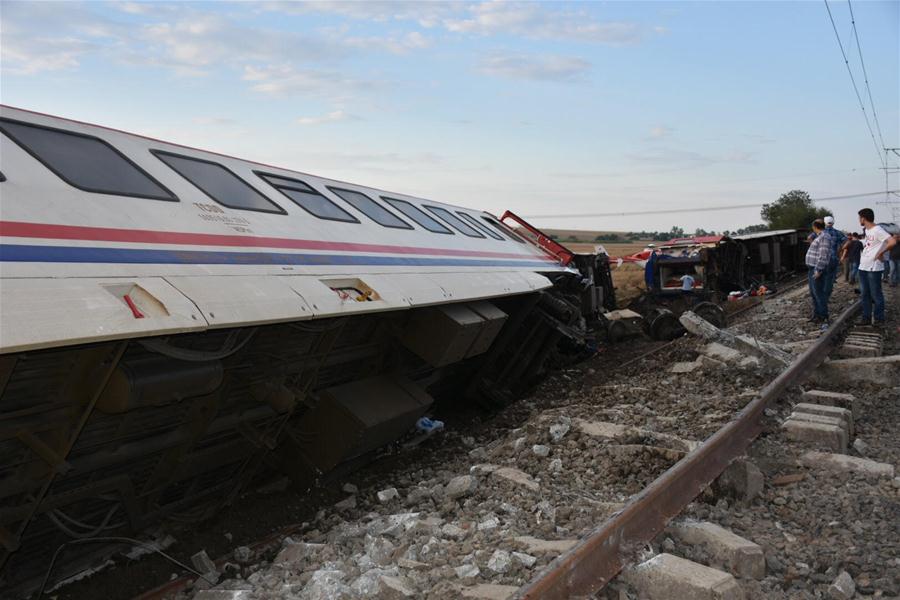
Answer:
[
  {"xmin": 844, "ymin": 233, "xmax": 863, "ymax": 284},
  {"xmin": 857, "ymin": 208, "xmax": 897, "ymax": 326},
  {"xmin": 805, "ymin": 219, "xmax": 834, "ymax": 324}
]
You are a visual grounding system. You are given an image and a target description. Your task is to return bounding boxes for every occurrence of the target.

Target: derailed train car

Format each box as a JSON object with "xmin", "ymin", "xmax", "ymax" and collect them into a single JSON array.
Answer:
[
  {"xmin": 0, "ymin": 106, "xmax": 614, "ymax": 590},
  {"xmin": 632, "ymin": 230, "xmax": 807, "ymax": 338}
]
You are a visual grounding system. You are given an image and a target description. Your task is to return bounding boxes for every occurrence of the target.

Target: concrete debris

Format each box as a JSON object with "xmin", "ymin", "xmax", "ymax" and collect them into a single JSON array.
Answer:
[
  {"xmin": 549, "ymin": 423, "xmax": 570, "ymax": 442},
  {"xmin": 365, "ymin": 535, "xmax": 396, "ymax": 566},
  {"xmin": 852, "ymin": 437, "xmax": 868, "ymax": 455},
  {"xmin": 513, "ymin": 536, "xmax": 578, "ymax": 554},
  {"xmin": 190, "ymin": 550, "xmax": 220, "ymax": 584},
  {"xmin": 549, "ymin": 458, "xmax": 563, "ymax": 473},
  {"xmin": 302, "ymin": 569, "xmax": 351, "ymax": 600},
  {"xmin": 713, "ymin": 459, "xmax": 763, "ymax": 503},
  {"xmin": 454, "ymin": 563, "xmax": 480, "ymax": 579},
  {"xmin": 342, "ymin": 483, "xmax": 359, "ymax": 494},
  {"xmin": 335, "ymin": 496, "xmax": 357, "ymax": 510},
  {"xmin": 275, "ymin": 542, "xmax": 327, "ymax": 567},
  {"xmin": 487, "ymin": 550, "xmax": 512, "ymax": 573},
  {"xmin": 445, "ymin": 475, "xmax": 478, "ymax": 500},
  {"xmin": 512, "ymin": 551, "xmax": 537, "ymax": 568},
  {"xmin": 671, "ymin": 361, "xmax": 701, "ymax": 374},
  {"xmin": 532, "ymin": 444, "xmax": 550, "ymax": 457},
  {"xmin": 492, "ymin": 467, "xmax": 540, "ymax": 491},
  {"xmin": 377, "ymin": 488, "xmax": 399, "ymax": 503}
]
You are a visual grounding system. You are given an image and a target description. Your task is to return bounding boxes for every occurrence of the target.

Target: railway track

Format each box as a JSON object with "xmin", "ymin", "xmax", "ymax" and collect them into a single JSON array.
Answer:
[
  {"xmin": 33, "ymin": 280, "xmax": 898, "ymax": 600},
  {"xmin": 515, "ymin": 299, "xmax": 862, "ymax": 599}
]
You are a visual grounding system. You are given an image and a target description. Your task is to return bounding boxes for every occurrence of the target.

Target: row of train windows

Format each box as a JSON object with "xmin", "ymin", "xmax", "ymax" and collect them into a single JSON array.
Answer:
[{"xmin": 0, "ymin": 118, "xmax": 524, "ymax": 243}]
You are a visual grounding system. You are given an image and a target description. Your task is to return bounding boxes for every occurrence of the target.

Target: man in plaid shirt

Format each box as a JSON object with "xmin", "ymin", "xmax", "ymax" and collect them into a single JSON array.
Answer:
[{"xmin": 805, "ymin": 219, "xmax": 835, "ymax": 323}]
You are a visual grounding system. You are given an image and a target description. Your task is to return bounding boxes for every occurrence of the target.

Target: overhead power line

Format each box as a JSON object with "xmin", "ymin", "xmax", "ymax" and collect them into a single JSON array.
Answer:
[
  {"xmin": 521, "ymin": 190, "xmax": 899, "ymax": 219},
  {"xmin": 847, "ymin": 0, "xmax": 886, "ymax": 151},
  {"xmin": 823, "ymin": 0, "xmax": 886, "ymax": 168}
]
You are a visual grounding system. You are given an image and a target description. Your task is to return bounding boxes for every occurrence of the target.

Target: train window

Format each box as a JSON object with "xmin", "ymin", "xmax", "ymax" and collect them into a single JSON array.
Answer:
[
  {"xmin": 328, "ymin": 187, "xmax": 412, "ymax": 229},
  {"xmin": 424, "ymin": 205, "xmax": 484, "ymax": 238},
  {"xmin": 0, "ymin": 118, "xmax": 177, "ymax": 201},
  {"xmin": 383, "ymin": 197, "xmax": 453, "ymax": 234},
  {"xmin": 256, "ymin": 172, "xmax": 358, "ymax": 223},
  {"xmin": 482, "ymin": 215, "xmax": 526, "ymax": 243},
  {"xmin": 457, "ymin": 212, "xmax": 504, "ymax": 240},
  {"xmin": 152, "ymin": 150, "xmax": 285, "ymax": 214}
]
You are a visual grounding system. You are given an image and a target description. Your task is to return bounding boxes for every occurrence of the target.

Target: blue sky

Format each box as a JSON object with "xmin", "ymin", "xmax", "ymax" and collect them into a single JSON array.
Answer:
[{"xmin": 2, "ymin": 1, "xmax": 898, "ymax": 232}]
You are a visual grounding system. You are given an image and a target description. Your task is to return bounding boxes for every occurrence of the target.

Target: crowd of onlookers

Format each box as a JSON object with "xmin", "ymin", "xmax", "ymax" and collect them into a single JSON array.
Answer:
[{"xmin": 805, "ymin": 207, "xmax": 900, "ymax": 328}]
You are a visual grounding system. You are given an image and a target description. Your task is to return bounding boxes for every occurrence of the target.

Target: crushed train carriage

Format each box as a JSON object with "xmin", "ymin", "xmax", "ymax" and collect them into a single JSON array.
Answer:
[{"xmin": 0, "ymin": 106, "xmax": 615, "ymax": 591}]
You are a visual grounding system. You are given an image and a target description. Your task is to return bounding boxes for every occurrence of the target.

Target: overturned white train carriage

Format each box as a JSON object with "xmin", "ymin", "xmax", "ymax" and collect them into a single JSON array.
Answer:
[{"xmin": 0, "ymin": 106, "xmax": 614, "ymax": 589}]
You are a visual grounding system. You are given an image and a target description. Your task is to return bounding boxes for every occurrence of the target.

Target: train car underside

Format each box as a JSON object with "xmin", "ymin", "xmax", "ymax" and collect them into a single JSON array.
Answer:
[{"xmin": 0, "ymin": 271, "xmax": 599, "ymax": 593}]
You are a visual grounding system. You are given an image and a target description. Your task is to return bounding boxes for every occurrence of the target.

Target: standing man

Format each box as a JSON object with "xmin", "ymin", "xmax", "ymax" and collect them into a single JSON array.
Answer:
[
  {"xmin": 857, "ymin": 208, "xmax": 897, "ymax": 326},
  {"xmin": 805, "ymin": 219, "xmax": 834, "ymax": 324},
  {"xmin": 823, "ymin": 216, "xmax": 845, "ymax": 292},
  {"xmin": 845, "ymin": 233, "xmax": 863, "ymax": 285}
]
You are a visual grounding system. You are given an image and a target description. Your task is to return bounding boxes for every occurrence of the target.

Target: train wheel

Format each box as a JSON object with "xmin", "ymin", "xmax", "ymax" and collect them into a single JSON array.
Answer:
[
  {"xmin": 646, "ymin": 308, "xmax": 683, "ymax": 341},
  {"xmin": 693, "ymin": 301, "xmax": 727, "ymax": 328}
]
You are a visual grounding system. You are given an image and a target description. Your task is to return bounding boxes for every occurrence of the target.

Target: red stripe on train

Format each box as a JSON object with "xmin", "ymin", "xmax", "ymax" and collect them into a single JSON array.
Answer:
[{"xmin": 0, "ymin": 221, "xmax": 543, "ymax": 261}]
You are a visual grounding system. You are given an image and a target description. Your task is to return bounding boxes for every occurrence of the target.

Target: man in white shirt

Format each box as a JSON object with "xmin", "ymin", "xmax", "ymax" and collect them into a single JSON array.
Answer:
[{"xmin": 857, "ymin": 208, "xmax": 897, "ymax": 326}]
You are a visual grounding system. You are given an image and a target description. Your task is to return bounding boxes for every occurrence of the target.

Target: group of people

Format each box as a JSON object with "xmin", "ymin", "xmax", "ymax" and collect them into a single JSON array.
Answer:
[{"xmin": 805, "ymin": 208, "xmax": 899, "ymax": 327}]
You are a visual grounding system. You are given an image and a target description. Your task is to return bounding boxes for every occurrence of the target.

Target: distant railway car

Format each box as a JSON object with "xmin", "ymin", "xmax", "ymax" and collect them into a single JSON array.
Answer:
[
  {"xmin": 630, "ymin": 230, "xmax": 808, "ymax": 339},
  {"xmin": 0, "ymin": 106, "xmax": 613, "ymax": 591}
]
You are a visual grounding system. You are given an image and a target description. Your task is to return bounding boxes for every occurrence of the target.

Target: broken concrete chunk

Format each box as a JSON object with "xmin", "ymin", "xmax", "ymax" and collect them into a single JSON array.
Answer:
[
  {"xmin": 377, "ymin": 488, "xmax": 399, "ymax": 503},
  {"xmin": 549, "ymin": 423, "xmax": 570, "ymax": 442},
  {"xmin": 532, "ymin": 444, "xmax": 550, "ymax": 457},
  {"xmin": 335, "ymin": 495, "xmax": 357, "ymax": 511},
  {"xmin": 799, "ymin": 451, "xmax": 895, "ymax": 478},
  {"xmin": 713, "ymin": 459, "xmax": 763, "ymax": 503},
  {"xmin": 275, "ymin": 541, "xmax": 327, "ymax": 566},
  {"xmin": 671, "ymin": 361, "xmax": 701, "ymax": 373},
  {"xmin": 702, "ymin": 342, "xmax": 744, "ymax": 364},
  {"xmin": 575, "ymin": 419, "xmax": 630, "ymax": 440},
  {"xmin": 487, "ymin": 550, "xmax": 512, "ymax": 573},
  {"xmin": 512, "ymin": 551, "xmax": 537, "ymax": 568},
  {"xmin": 455, "ymin": 563, "xmax": 480, "ymax": 579},
  {"xmin": 492, "ymin": 467, "xmax": 540, "ymax": 492},
  {"xmin": 513, "ymin": 536, "xmax": 578, "ymax": 554},
  {"xmin": 445, "ymin": 475, "xmax": 478, "ymax": 500}
]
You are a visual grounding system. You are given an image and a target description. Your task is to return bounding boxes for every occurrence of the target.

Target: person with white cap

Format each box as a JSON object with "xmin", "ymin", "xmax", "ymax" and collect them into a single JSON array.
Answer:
[{"xmin": 821, "ymin": 215, "xmax": 845, "ymax": 298}]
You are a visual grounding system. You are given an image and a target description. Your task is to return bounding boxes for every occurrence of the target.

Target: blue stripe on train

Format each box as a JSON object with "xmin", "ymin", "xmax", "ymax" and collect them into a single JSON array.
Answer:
[{"xmin": 0, "ymin": 244, "xmax": 554, "ymax": 268}]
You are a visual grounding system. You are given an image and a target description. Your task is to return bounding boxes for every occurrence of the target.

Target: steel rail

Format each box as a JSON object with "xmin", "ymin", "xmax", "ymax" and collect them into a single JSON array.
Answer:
[{"xmin": 514, "ymin": 299, "xmax": 860, "ymax": 599}]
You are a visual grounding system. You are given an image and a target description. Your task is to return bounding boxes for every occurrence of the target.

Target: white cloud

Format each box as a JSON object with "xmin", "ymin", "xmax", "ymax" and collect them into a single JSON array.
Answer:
[
  {"xmin": 443, "ymin": 2, "xmax": 641, "ymax": 45},
  {"xmin": 344, "ymin": 31, "xmax": 430, "ymax": 54},
  {"xmin": 646, "ymin": 125, "xmax": 674, "ymax": 140},
  {"xmin": 267, "ymin": 1, "xmax": 644, "ymax": 45},
  {"xmin": 478, "ymin": 54, "xmax": 590, "ymax": 82},
  {"xmin": 296, "ymin": 110, "xmax": 359, "ymax": 126},
  {"xmin": 242, "ymin": 65, "xmax": 384, "ymax": 99}
]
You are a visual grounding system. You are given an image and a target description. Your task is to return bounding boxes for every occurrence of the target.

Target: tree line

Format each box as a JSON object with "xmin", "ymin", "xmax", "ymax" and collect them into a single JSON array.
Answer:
[{"xmin": 549, "ymin": 189, "xmax": 830, "ymax": 243}]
